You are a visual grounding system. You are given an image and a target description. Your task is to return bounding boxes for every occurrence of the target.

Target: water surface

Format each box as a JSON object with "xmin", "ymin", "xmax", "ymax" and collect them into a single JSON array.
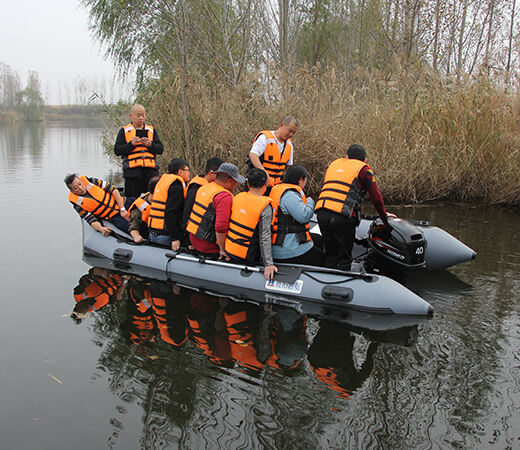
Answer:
[{"xmin": 1, "ymin": 121, "xmax": 519, "ymax": 449}]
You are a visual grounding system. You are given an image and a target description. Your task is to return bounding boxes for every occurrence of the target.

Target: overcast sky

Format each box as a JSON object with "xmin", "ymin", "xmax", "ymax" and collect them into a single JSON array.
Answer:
[{"xmin": 1, "ymin": 0, "xmax": 132, "ymax": 104}]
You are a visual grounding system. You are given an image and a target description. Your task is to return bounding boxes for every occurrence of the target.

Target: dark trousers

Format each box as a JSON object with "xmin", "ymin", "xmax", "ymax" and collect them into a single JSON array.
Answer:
[
  {"xmin": 316, "ymin": 209, "xmax": 357, "ymax": 271},
  {"xmin": 106, "ymin": 197, "xmax": 134, "ymax": 234},
  {"xmin": 124, "ymin": 169, "xmax": 159, "ymax": 197}
]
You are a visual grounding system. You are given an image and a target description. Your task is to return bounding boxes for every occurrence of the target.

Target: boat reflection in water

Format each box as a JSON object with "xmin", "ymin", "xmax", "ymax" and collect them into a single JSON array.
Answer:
[{"xmin": 75, "ymin": 254, "xmax": 423, "ymax": 386}]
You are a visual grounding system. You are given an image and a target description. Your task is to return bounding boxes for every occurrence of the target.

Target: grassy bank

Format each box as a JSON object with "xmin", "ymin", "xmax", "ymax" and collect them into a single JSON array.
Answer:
[{"xmin": 113, "ymin": 68, "xmax": 520, "ymax": 206}]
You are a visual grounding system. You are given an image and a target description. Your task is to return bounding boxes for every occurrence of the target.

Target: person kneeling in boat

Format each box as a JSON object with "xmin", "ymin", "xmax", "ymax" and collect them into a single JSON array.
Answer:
[
  {"xmin": 148, "ymin": 158, "xmax": 189, "ymax": 250},
  {"xmin": 270, "ymin": 165, "xmax": 324, "ymax": 266},
  {"xmin": 186, "ymin": 163, "xmax": 244, "ymax": 260},
  {"xmin": 225, "ymin": 168, "xmax": 278, "ymax": 281},
  {"xmin": 315, "ymin": 144, "xmax": 395, "ymax": 271},
  {"xmin": 128, "ymin": 176, "xmax": 160, "ymax": 244},
  {"xmin": 65, "ymin": 174, "xmax": 131, "ymax": 235}
]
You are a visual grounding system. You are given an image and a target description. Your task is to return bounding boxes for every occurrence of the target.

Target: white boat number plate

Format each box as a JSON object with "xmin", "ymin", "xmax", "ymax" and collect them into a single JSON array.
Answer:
[{"xmin": 265, "ymin": 279, "xmax": 303, "ymax": 294}]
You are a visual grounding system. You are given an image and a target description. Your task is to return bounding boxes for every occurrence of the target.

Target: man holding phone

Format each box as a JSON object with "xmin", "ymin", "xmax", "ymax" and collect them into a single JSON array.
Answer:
[{"xmin": 114, "ymin": 104, "xmax": 164, "ymax": 197}]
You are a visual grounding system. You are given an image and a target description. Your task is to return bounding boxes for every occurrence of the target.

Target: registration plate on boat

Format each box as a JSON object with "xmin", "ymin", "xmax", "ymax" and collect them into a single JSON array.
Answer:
[{"xmin": 265, "ymin": 279, "xmax": 303, "ymax": 294}]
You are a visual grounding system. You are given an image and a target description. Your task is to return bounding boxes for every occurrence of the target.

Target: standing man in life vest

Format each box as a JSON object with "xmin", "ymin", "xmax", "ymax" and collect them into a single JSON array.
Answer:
[
  {"xmin": 65, "ymin": 173, "xmax": 131, "ymax": 235},
  {"xmin": 148, "ymin": 158, "xmax": 190, "ymax": 250},
  {"xmin": 114, "ymin": 104, "xmax": 164, "ymax": 197},
  {"xmin": 248, "ymin": 116, "xmax": 298, "ymax": 194},
  {"xmin": 315, "ymin": 144, "xmax": 395, "ymax": 271},
  {"xmin": 225, "ymin": 168, "xmax": 278, "ymax": 280},
  {"xmin": 186, "ymin": 163, "xmax": 245, "ymax": 260}
]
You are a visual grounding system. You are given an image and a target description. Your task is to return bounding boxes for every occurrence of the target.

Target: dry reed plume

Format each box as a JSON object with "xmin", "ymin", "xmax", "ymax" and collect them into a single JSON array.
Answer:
[{"xmin": 127, "ymin": 67, "xmax": 520, "ymax": 206}]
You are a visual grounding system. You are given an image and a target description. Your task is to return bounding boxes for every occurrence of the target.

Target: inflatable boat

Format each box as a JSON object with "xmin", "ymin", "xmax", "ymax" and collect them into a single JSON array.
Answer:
[
  {"xmin": 82, "ymin": 253, "xmax": 431, "ymax": 333},
  {"xmin": 311, "ymin": 215, "xmax": 477, "ymax": 272},
  {"xmin": 80, "ymin": 219, "xmax": 434, "ymax": 317}
]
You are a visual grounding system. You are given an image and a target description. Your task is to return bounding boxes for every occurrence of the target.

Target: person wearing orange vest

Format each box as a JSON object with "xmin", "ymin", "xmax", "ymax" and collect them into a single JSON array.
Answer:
[
  {"xmin": 248, "ymin": 116, "xmax": 298, "ymax": 193},
  {"xmin": 114, "ymin": 104, "xmax": 164, "ymax": 197},
  {"xmin": 65, "ymin": 173, "xmax": 131, "ymax": 235},
  {"xmin": 315, "ymin": 144, "xmax": 395, "ymax": 271},
  {"xmin": 182, "ymin": 157, "xmax": 223, "ymax": 232},
  {"xmin": 270, "ymin": 165, "xmax": 324, "ymax": 266},
  {"xmin": 148, "ymin": 158, "xmax": 190, "ymax": 250},
  {"xmin": 186, "ymin": 163, "xmax": 245, "ymax": 259},
  {"xmin": 128, "ymin": 176, "xmax": 160, "ymax": 244},
  {"xmin": 225, "ymin": 168, "xmax": 278, "ymax": 280}
]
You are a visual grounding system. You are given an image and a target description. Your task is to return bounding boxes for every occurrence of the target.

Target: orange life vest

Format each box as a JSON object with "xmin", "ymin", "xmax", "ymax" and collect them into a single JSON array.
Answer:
[
  {"xmin": 186, "ymin": 182, "xmax": 228, "ymax": 243},
  {"xmin": 225, "ymin": 192, "xmax": 272, "ymax": 260},
  {"xmin": 254, "ymin": 130, "xmax": 293, "ymax": 186},
  {"xmin": 123, "ymin": 123, "xmax": 157, "ymax": 169},
  {"xmin": 148, "ymin": 174, "xmax": 186, "ymax": 231},
  {"xmin": 185, "ymin": 175, "xmax": 208, "ymax": 196},
  {"xmin": 270, "ymin": 184, "xmax": 311, "ymax": 245},
  {"xmin": 68, "ymin": 175, "xmax": 120, "ymax": 219},
  {"xmin": 315, "ymin": 159, "xmax": 368, "ymax": 217},
  {"xmin": 129, "ymin": 192, "xmax": 152, "ymax": 224}
]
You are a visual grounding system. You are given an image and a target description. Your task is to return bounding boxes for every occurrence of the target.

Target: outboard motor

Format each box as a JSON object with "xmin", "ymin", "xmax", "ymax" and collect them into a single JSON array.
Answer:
[{"xmin": 366, "ymin": 217, "xmax": 426, "ymax": 274}]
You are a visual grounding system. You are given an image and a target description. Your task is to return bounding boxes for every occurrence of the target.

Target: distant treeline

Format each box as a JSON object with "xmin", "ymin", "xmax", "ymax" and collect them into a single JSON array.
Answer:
[
  {"xmin": 45, "ymin": 105, "xmax": 100, "ymax": 121},
  {"xmin": 85, "ymin": 0, "xmax": 520, "ymax": 206}
]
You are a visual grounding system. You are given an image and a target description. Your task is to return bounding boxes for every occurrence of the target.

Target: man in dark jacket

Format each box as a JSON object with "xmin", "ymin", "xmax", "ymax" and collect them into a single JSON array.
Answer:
[{"xmin": 114, "ymin": 104, "xmax": 164, "ymax": 197}]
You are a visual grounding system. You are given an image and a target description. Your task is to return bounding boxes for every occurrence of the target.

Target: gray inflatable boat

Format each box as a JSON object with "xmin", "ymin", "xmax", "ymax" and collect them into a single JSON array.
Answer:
[{"xmin": 81, "ymin": 219, "xmax": 434, "ymax": 316}]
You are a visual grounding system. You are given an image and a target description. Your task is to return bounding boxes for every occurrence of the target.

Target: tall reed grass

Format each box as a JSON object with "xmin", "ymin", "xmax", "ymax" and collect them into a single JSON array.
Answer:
[{"xmin": 118, "ymin": 66, "xmax": 520, "ymax": 206}]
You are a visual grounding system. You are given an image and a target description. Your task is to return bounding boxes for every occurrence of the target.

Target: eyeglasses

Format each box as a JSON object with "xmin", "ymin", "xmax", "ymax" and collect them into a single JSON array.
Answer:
[{"xmin": 182, "ymin": 167, "xmax": 190, "ymax": 172}]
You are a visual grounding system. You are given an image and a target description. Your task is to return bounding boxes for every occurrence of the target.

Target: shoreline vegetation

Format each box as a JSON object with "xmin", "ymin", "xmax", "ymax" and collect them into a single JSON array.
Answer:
[
  {"xmin": 125, "ymin": 68, "xmax": 520, "ymax": 206},
  {"xmin": 0, "ymin": 105, "xmax": 101, "ymax": 123},
  {"xmin": 79, "ymin": 0, "xmax": 520, "ymax": 207}
]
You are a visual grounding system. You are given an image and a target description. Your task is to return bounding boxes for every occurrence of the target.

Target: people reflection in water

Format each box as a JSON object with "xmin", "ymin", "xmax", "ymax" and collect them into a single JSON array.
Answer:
[
  {"xmin": 71, "ymin": 267, "xmax": 128, "ymax": 323},
  {"xmin": 123, "ymin": 278, "xmax": 189, "ymax": 350},
  {"xmin": 307, "ymin": 321, "xmax": 379, "ymax": 399}
]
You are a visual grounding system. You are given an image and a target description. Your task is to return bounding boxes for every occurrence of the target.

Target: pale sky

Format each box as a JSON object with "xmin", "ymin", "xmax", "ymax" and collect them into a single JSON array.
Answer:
[{"xmin": 0, "ymin": 0, "xmax": 133, "ymax": 104}]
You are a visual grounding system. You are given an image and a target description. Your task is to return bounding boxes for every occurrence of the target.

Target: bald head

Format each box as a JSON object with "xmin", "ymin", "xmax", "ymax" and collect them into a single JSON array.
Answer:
[{"xmin": 130, "ymin": 104, "xmax": 146, "ymax": 128}]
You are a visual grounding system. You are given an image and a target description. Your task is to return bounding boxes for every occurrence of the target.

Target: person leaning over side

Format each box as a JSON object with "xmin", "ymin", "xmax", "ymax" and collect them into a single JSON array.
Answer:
[
  {"xmin": 65, "ymin": 173, "xmax": 132, "ymax": 234},
  {"xmin": 270, "ymin": 165, "xmax": 324, "ymax": 266},
  {"xmin": 148, "ymin": 158, "xmax": 190, "ymax": 251},
  {"xmin": 248, "ymin": 116, "xmax": 298, "ymax": 193},
  {"xmin": 225, "ymin": 168, "xmax": 278, "ymax": 281},
  {"xmin": 182, "ymin": 157, "xmax": 224, "ymax": 230},
  {"xmin": 186, "ymin": 163, "xmax": 244, "ymax": 260},
  {"xmin": 315, "ymin": 144, "xmax": 395, "ymax": 271},
  {"xmin": 128, "ymin": 175, "xmax": 160, "ymax": 244},
  {"xmin": 114, "ymin": 104, "xmax": 164, "ymax": 197}
]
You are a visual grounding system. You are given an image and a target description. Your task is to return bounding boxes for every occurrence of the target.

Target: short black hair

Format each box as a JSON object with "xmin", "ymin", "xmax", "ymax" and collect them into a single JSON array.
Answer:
[
  {"xmin": 205, "ymin": 157, "xmax": 224, "ymax": 174},
  {"xmin": 168, "ymin": 158, "xmax": 189, "ymax": 174},
  {"xmin": 347, "ymin": 144, "xmax": 367, "ymax": 161},
  {"xmin": 282, "ymin": 165, "xmax": 308, "ymax": 185},
  {"xmin": 247, "ymin": 168, "xmax": 268, "ymax": 188},
  {"xmin": 147, "ymin": 176, "xmax": 160, "ymax": 193},
  {"xmin": 64, "ymin": 173, "xmax": 78, "ymax": 188}
]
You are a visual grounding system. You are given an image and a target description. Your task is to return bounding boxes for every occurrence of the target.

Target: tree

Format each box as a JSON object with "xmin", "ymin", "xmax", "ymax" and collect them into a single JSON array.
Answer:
[
  {"xmin": 16, "ymin": 71, "xmax": 44, "ymax": 121},
  {"xmin": 0, "ymin": 62, "xmax": 21, "ymax": 111}
]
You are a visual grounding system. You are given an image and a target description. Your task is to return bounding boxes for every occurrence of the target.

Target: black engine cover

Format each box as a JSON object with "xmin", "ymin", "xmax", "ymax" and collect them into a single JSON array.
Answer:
[{"xmin": 368, "ymin": 218, "xmax": 426, "ymax": 270}]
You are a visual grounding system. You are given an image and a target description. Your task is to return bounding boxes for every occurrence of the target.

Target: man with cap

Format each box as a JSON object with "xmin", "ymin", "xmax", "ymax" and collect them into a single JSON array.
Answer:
[{"xmin": 186, "ymin": 163, "xmax": 245, "ymax": 260}]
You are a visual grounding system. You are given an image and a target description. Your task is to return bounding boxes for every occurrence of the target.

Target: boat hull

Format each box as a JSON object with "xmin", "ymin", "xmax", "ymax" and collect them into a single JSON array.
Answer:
[{"xmin": 81, "ymin": 219, "xmax": 433, "ymax": 317}]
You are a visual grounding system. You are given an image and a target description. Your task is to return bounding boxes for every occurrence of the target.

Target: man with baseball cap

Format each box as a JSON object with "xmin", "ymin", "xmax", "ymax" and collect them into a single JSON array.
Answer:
[{"xmin": 186, "ymin": 163, "xmax": 245, "ymax": 259}]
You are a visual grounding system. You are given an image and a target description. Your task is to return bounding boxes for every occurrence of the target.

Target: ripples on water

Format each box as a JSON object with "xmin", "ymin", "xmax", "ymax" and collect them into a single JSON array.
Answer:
[{"xmin": 1, "ymin": 122, "xmax": 520, "ymax": 448}]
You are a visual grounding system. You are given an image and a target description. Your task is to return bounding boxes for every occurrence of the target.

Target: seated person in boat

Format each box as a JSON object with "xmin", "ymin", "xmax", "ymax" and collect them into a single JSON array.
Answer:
[
  {"xmin": 270, "ymin": 165, "xmax": 324, "ymax": 266},
  {"xmin": 225, "ymin": 168, "xmax": 278, "ymax": 280},
  {"xmin": 148, "ymin": 158, "xmax": 190, "ymax": 250},
  {"xmin": 65, "ymin": 173, "xmax": 131, "ymax": 235},
  {"xmin": 315, "ymin": 144, "xmax": 394, "ymax": 271},
  {"xmin": 186, "ymin": 163, "xmax": 244, "ymax": 260},
  {"xmin": 182, "ymin": 157, "xmax": 224, "ymax": 231},
  {"xmin": 128, "ymin": 175, "xmax": 160, "ymax": 244}
]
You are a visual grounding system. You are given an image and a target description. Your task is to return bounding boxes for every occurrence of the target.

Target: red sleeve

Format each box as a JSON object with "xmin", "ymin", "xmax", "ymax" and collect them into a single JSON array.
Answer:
[
  {"xmin": 213, "ymin": 191, "xmax": 233, "ymax": 234},
  {"xmin": 358, "ymin": 166, "xmax": 387, "ymax": 220}
]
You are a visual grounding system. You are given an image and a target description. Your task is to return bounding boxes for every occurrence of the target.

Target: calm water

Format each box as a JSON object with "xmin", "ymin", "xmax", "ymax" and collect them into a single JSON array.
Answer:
[{"xmin": 1, "ymin": 121, "xmax": 519, "ymax": 449}]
